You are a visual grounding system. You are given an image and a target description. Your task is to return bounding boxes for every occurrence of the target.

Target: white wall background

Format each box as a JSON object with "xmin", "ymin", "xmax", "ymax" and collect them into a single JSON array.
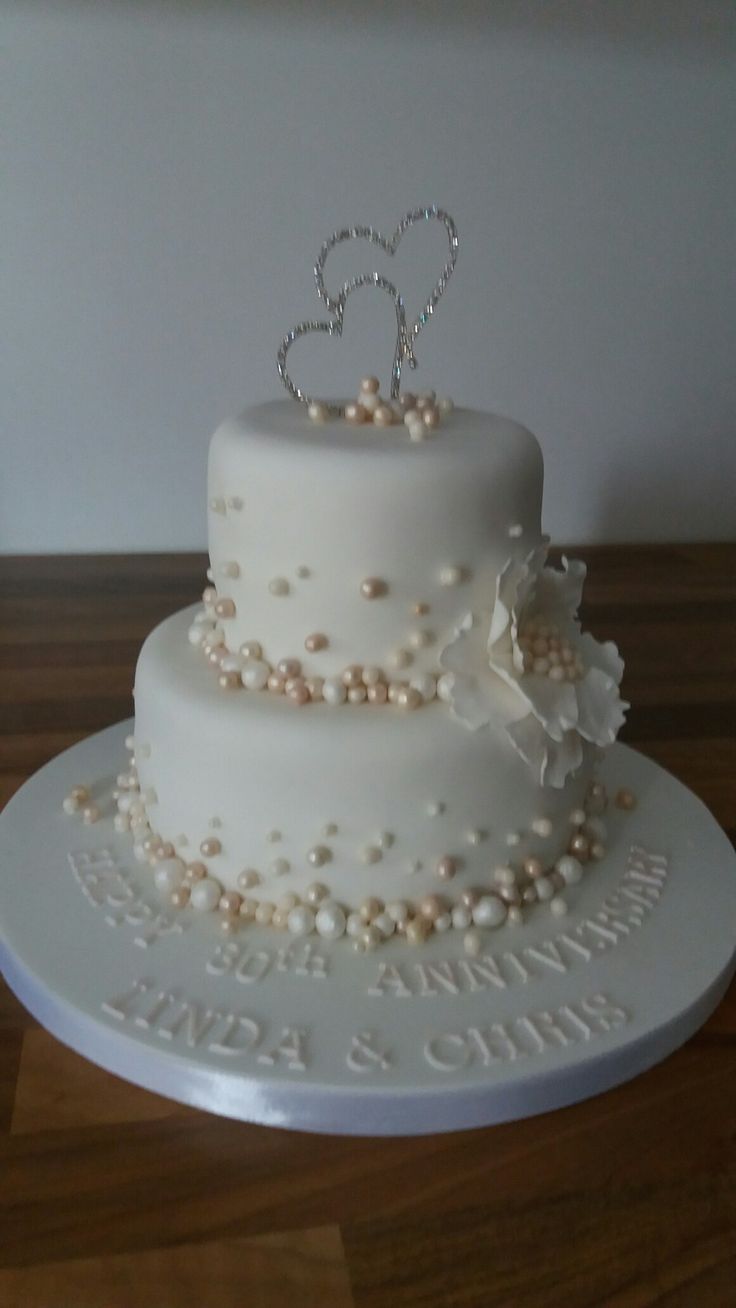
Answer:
[{"xmin": 3, "ymin": 0, "xmax": 735, "ymax": 553}]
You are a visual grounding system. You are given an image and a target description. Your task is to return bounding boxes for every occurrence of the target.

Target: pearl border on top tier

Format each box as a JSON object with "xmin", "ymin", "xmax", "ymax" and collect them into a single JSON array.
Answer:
[{"xmin": 2, "ymin": 721, "xmax": 735, "ymax": 1134}]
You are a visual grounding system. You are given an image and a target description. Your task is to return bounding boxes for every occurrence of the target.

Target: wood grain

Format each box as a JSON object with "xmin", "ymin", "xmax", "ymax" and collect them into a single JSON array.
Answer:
[{"xmin": 0, "ymin": 546, "xmax": 734, "ymax": 1306}]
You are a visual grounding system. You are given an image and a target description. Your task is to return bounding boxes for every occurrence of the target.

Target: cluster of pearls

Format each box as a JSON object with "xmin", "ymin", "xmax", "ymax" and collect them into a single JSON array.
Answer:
[
  {"xmin": 308, "ymin": 377, "xmax": 453, "ymax": 442},
  {"xmin": 518, "ymin": 617, "xmax": 586, "ymax": 683},
  {"xmin": 61, "ymin": 783, "xmax": 100, "ymax": 825},
  {"xmin": 189, "ymin": 597, "xmax": 447, "ymax": 711},
  {"xmin": 120, "ymin": 760, "xmax": 631, "ymax": 952}
]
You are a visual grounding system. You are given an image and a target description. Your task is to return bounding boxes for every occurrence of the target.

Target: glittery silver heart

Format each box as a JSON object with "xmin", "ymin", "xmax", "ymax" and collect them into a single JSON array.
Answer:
[
  {"xmin": 277, "ymin": 273, "xmax": 417, "ymax": 414},
  {"xmin": 278, "ymin": 206, "xmax": 458, "ymax": 410},
  {"xmin": 315, "ymin": 205, "xmax": 458, "ymax": 347}
]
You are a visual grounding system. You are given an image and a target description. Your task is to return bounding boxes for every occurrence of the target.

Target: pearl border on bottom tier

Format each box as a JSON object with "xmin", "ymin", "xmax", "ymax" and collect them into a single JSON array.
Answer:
[{"xmin": 1, "ymin": 721, "xmax": 734, "ymax": 1136}]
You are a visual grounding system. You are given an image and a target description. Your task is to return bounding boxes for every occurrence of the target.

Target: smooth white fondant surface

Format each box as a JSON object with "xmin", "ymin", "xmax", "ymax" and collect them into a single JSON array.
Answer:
[
  {"xmin": 2, "ymin": 724, "xmax": 734, "ymax": 1135},
  {"xmin": 207, "ymin": 402, "xmax": 544, "ymax": 674},
  {"xmin": 134, "ymin": 607, "xmax": 595, "ymax": 901}
]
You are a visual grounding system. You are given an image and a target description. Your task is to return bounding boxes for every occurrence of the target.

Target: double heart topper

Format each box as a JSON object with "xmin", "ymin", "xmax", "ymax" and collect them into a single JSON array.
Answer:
[{"xmin": 277, "ymin": 206, "xmax": 459, "ymax": 415}]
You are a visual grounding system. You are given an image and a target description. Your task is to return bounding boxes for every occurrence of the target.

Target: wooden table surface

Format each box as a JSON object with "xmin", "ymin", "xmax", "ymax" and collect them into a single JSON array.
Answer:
[{"xmin": 1, "ymin": 544, "xmax": 735, "ymax": 1307}]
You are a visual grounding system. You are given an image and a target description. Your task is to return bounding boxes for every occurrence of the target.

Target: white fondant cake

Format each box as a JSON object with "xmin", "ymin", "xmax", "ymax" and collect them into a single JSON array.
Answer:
[{"xmin": 98, "ymin": 396, "xmax": 629, "ymax": 951}]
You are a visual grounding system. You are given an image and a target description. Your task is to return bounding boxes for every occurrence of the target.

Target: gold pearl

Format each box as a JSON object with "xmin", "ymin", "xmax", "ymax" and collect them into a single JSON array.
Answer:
[
  {"xmin": 304, "ymin": 632, "xmax": 328, "ymax": 653},
  {"xmin": 419, "ymin": 894, "xmax": 446, "ymax": 922},
  {"xmin": 171, "ymin": 887, "xmax": 190, "ymax": 909},
  {"xmin": 200, "ymin": 837, "xmax": 222, "ymax": 857},
  {"xmin": 360, "ymin": 577, "xmax": 388, "ymax": 600},
  {"xmin": 185, "ymin": 862, "xmax": 206, "ymax": 883},
  {"xmin": 219, "ymin": 891, "xmax": 242, "ymax": 915},
  {"xmin": 278, "ymin": 658, "xmax": 301, "ymax": 678},
  {"xmin": 345, "ymin": 402, "xmax": 367, "ymax": 424},
  {"xmin": 348, "ymin": 685, "xmax": 367, "ymax": 704},
  {"xmin": 218, "ymin": 670, "xmax": 241, "ymax": 691},
  {"xmin": 405, "ymin": 918, "xmax": 430, "ymax": 946},
  {"xmin": 367, "ymin": 683, "xmax": 388, "ymax": 704},
  {"xmin": 360, "ymin": 897, "xmax": 384, "ymax": 923},
  {"xmin": 342, "ymin": 664, "xmax": 363, "ymax": 688},
  {"xmin": 396, "ymin": 686, "xmax": 422, "ymax": 710},
  {"xmin": 214, "ymin": 598, "xmax": 236, "ymax": 619},
  {"xmin": 615, "ymin": 787, "xmax": 637, "ymax": 810},
  {"xmin": 523, "ymin": 857, "xmax": 544, "ymax": 879},
  {"xmin": 373, "ymin": 403, "xmax": 394, "ymax": 427},
  {"xmin": 240, "ymin": 640, "xmax": 262, "ymax": 659},
  {"xmin": 422, "ymin": 405, "xmax": 440, "ymax": 428}
]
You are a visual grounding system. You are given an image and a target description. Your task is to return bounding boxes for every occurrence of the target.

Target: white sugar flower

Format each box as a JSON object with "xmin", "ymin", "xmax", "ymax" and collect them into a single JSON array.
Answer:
[{"xmin": 439, "ymin": 547, "xmax": 628, "ymax": 787}]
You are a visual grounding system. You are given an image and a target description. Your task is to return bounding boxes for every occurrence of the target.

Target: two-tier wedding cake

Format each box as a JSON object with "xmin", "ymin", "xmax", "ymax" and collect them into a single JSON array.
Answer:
[{"xmin": 64, "ymin": 207, "xmax": 631, "ymax": 957}]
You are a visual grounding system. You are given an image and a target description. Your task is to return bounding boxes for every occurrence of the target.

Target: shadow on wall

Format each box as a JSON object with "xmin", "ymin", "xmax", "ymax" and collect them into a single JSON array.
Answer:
[{"xmin": 53, "ymin": 0, "xmax": 736, "ymax": 57}]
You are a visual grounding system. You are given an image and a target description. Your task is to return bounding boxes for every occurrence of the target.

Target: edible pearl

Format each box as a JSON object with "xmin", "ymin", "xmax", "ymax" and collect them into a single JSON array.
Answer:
[
  {"xmin": 373, "ymin": 403, "xmax": 394, "ymax": 427},
  {"xmin": 82, "ymin": 804, "xmax": 100, "ymax": 825},
  {"xmin": 466, "ymin": 829, "xmax": 486, "ymax": 846},
  {"xmin": 218, "ymin": 671, "xmax": 241, "ymax": 691},
  {"xmin": 307, "ymin": 845, "xmax": 331, "ymax": 868},
  {"xmin": 305, "ymin": 882, "xmax": 329, "ymax": 904},
  {"xmin": 426, "ymin": 800, "xmax": 445, "ymax": 817},
  {"xmin": 219, "ymin": 891, "xmax": 243, "ymax": 916},
  {"xmin": 389, "ymin": 649, "xmax": 413, "ymax": 670},
  {"xmin": 464, "ymin": 930, "xmax": 482, "ymax": 957},
  {"xmin": 240, "ymin": 640, "xmax": 262, "ymax": 660},
  {"xmin": 237, "ymin": 869, "xmax": 261, "ymax": 891},
  {"xmin": 550, "ymin": 896, "xmax": 569, "ymax": 917},
  {"xmin": 523, "ymin": 857, "xmax": 544, "ymax": 880},
  {"xmin": 386, "ymin": 900, "xmax": 410, "ymax": 925},
  {"xmin": 278, "ymin": 658, "xmax": 301, "ymax": 679},
  {"xmin": 346, "ymin": 912, "xmax": 363, "ymax": 938},
  {"xmin": 269, "ymin": 858, "xmax": 290, "ymax": 876},
  {"xmin": 190, "ymin": 877, "xmax": 222, "ymax": 912},
  {"xmin": 342, "ymin": 664, "xmax": 363, "ymax": 688},
  {"xmin": 308, "ymin": 401, "xmax": 329, "ymax": 423},
  {"xmin": 171, "ymin": 887, "xmax": 190, "ymax": 909},
  {"xmin": 473, "ymin": 896, "xmax": 507, "ymax": 928},
  {"xmin": 615, "ymin": 787, "xmax": 637, "ymax": 810},
  {"xmin": 199, "ymin": 837, "xmax": 222, "ymax": 857},
  {"xmin": 570, "ymin": 834, "xmax": 591, "ymax": 862},
  {"xmin": 373, "ymin": 912, "xmax": 395, "ymax": 938},
  {"xmin": 360, "ymin": 845, "xmax": 382, "ymax": 865},
  {"xmin": 360, "ymin": 375, "xmax": 380, "ymax": 395},
  {"xmin": 410, "ymin": 673, "xmax": 437, "ymax": 701},
  {"xmin": 556, "ymin": 855, "xmax": 584, "ymax": 885},
  {"xmin": 348, "ymin": 685, "xmax": 367, "ymax": 704},
  {"xmin": 451, "ymin": 905, "xmax": 472, "ymax": 930},
  {"xmin": 268, "ymin": 577, "xmax": 290, "ymax": 597},
  {"xmin": 367, "ymin": 683, "xmax": 388, "ymax": 704},
  {"xmin": 185, "ymin": 862, "xmax": 207, "ymax": 882},
  {"xmin": 153, "ymin": 858, "xmax": 186, "ymax": 894},
  {"xmin": 531, "ymin": 817, "xmax": 554, "ymax": 838},
  {"xmin": 241, "ymin": 660, "xmax": 271, "ymax": 691},
  {"xmin": 360, "ymin": 925, "xmax": 382, "ymax": 952},
  {"xmin": 405, "ymin": 919, "xmax": 429, "ymax": 946},
  {"xmin": 436, "ymin": 855, "xmax": 457, "ymax": 881},
  {"xmin": 396, "ymin": 686, "xmax": 421, "ymax": 710},
  {"xmin": 214, "ymin": 598, "xmax": 235, "ymax": 619},
  {"xmin": 398, "ymin": 392, "xmax": 416, "ymax": 411},
  {"xmin": 304, "ymin": 632, "xmax": 328, "ymax": 653},
  {"xmin": 322, "ymin": 677, "xmax": 347, "ymax": 706},
  {"xmin": 305, "ymin": 676, "xmax": 324, "ymax": 701},
  {"xmin": 422, "ymin": 405, "xmax": 440, "ymax": 429},
  {"xmin": 535, "ymin": 876, "xmax": 555, "ymax": 902},
  {"xmin": 315, "ymin": 901, "xmax": 347, "ymax": 940},
  {"xmin": 408, "ymin": 419, "xmax": 426, "ymax": 443},
  {"xmin": 287, "ymin": 680, "xmax": 310, "ymax": 706},
  {"xmin": 438, "ymin": 396, "xmax": 454, "ymax": 414},
  {"xmin": 360, "ymin": 897, "xmax": 384, "ymax": 923},
  {"xmin": 438, "ymin": 564, "xmax": 465, "ymax": 587},
  {"xmin": 63, "ymin": 795, "xmax": 80, "ymax": 815},
  {"xmin": 267, "ymin": 672, "xmax": 286, "ymax": 693},
  {"xmin": 419, "ymin": 894, "xmax": 446, "ymax": 922},
  {"xmin": 255, "ymin": 901, "xmax": 275, "ymax": 925},
  {"xmin": 408, "ymin": 629, "xmax": 434, "ymax": 649},
  {"xmin": 345, "ymin": 402, "xmax": 367, "ymax": 424},
  {"xmin": 360, "ymin": 577, "xmax": 387, "ymax": 600},
  {"xmin": 287, "ymin": 905, "xmax": 316, "ymax": 937}
]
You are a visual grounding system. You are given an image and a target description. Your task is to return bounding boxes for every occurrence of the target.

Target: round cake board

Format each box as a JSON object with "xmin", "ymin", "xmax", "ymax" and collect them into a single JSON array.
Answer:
[{"xmin": 1, "ymin": 722, "xmax": 734, "ymax": 1137}]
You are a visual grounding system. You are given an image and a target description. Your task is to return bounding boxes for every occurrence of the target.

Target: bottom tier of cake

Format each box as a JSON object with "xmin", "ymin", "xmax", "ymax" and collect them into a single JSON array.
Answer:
[{"xmin": 117, "ymin": 608, "xmax": 612, "ymax": 945}]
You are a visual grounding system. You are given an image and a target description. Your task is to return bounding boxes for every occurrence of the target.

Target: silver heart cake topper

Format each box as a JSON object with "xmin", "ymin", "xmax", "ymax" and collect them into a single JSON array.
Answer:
[{"xmin": 277, "ymin": 205, "xmax": 458, "ymax": 414}]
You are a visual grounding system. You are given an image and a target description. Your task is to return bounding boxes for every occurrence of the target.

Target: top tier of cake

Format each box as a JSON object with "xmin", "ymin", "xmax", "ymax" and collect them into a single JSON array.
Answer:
[{"xmin": 206, "ymin": 401, "xmax": 544, "ymax": 680}]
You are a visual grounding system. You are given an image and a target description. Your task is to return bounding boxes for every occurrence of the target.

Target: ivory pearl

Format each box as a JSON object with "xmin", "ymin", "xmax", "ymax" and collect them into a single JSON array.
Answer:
[
  {"xmin": 434, "ymin": 913, "xmax": 452, "ymax": 934},
  {"xmin": 82, "ymin": 804, "xmax": 100, "ymax": 825},
  {"xmin": 113, "ymin": 813, "xmax": 131, "ymax": 833},
  {"xmin": 241, "ymin": 660, "xmax": 271, "ymax": 691},
  {"xmin": 472, "ymin": 896, "xmax": 507, "ymax": 928},
  {"xmin": 342, "ymin": 664, "xmax": 363, "ymax": 688},
  {"xmin": 315, "ymin": 902, "xmax": 347, "ymax": 940},
  {"xmin": 556, "ymin": 855, "xmax": 583, "ymax": 885},
  {"xmin": 220, "ymin": 653, "xmax": 244, "ymax": 674},
  {"xmin": 408, "ymin": 629, "xmax": 434, "ymax": 649},
  {"xmin": 362, "ymin": 665, "xmax": 382, "ymax": 686},
  {"xmin": 360, "ymin": 577, "xmax": 387, "ymax": 600},
  {"xmin": 387, "ymin": 900, "xmax": 410, "ymax": 924},
  {"xmin": 464, "ymin": 930, "xmax": 482, "ymax": 958},
  {"xmin": 287, "ymin": 905, "xmax": 316, "ymax": 937},
  {"xmin": 373, "ymin": 912, "xmax": 395, "ymax": 938},
  {"xmin": 408, "ymin": 420, "xmax": 427, "ymax": 443},
  {"xmin": 360, "ymin": 925, "xmax": 382, "ymax": 952},
  {"xmin": 346, "ymin": 912, "xmax": 363, "ymax": 938},
  {"xmin": 389, "ymin": 649, "xmax": 413, "ymax": 670},
  {"xmin": 190, "ymin": 877, "xmax": 222, "ymax": 912},
  {"xmin": 436, "ymin": 674, "xmax": 454, "ymax": 703},
  {"xmin": 534, "ymin": 875, "xmax": 555, "ymax": 902},
  {"xmin": 360, "ymin": 390, "xmax": 379, "ymax": 414},
  {"xmin": 154, "ymin": 858, "xmax": 186, "ymax": 894},
  {"xmin": 590, "ymin": 841, "xmax": 606, "ymax": 861},
  {"xmin": 410, "ymin": 673, "xmax": 437, "ymax": 701},
  {"xmin": 71, "ymin": 785, "xmax": 90, "ymax": 804},
  {"xmin": 345, "ymin": 402, "xmax": 367, "ymax": 424},
  {"xmin": 531, "ymin": 817, "xmax": 554, "ymax": 838},
  {"xmin": 63, "ymin": 795, "xmax": 80, "ymax": 815},
  {"xmin": 422, "ymin": 405, "xmax": 440, "ymax": 428},
  {"xmin": 269, "ymin": 858, "xmax": 290, "ymax": 877},
  {"xmin": 237, "ymin": 869, "xmax": 261, "ymax": 890},
  {"xmin": 438, "ymin": 396, "xmax": 454, "ymax": 414},
  {"xmin": 348, "ymin": 685, "xmax": 367, "ymax": 705},
  {"xmin": 523, "ymin": 857, "xmax": 544, "ymax": 880},
  {"xmin": 308, "ymin": 401, "xmax": 329, "ymax": 423},
  {"xmin": 550, "ymin": 896, "xmax": 569, "ymax": 917},
  {"xmin": 268, "ymin": 577, "xmax": 290, "ymax": 597},
  {"xmin": 322, "ymin": 677, "xmax": 347, "ymax": 706},
  {"xmin": 451, "ymin": 905, "xmax": 472, "ymax": 930},
  {"xmin": 396, "ymin": 687, "xmax": 421, "ymax": 710},
  {"xmin": 466, "ymin": 829, "xmax": 486, "ymax": 847},
  {"xmin": 255, "ymin": 901, "xmax": 275, "ymax": 925},
  {"xmin": 438, "ymin": 564, "xmax": 465, "ymax": 587},
  {"xmin": 239, "ymin": 898, "xmax": 257, "ymax": 920}
]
